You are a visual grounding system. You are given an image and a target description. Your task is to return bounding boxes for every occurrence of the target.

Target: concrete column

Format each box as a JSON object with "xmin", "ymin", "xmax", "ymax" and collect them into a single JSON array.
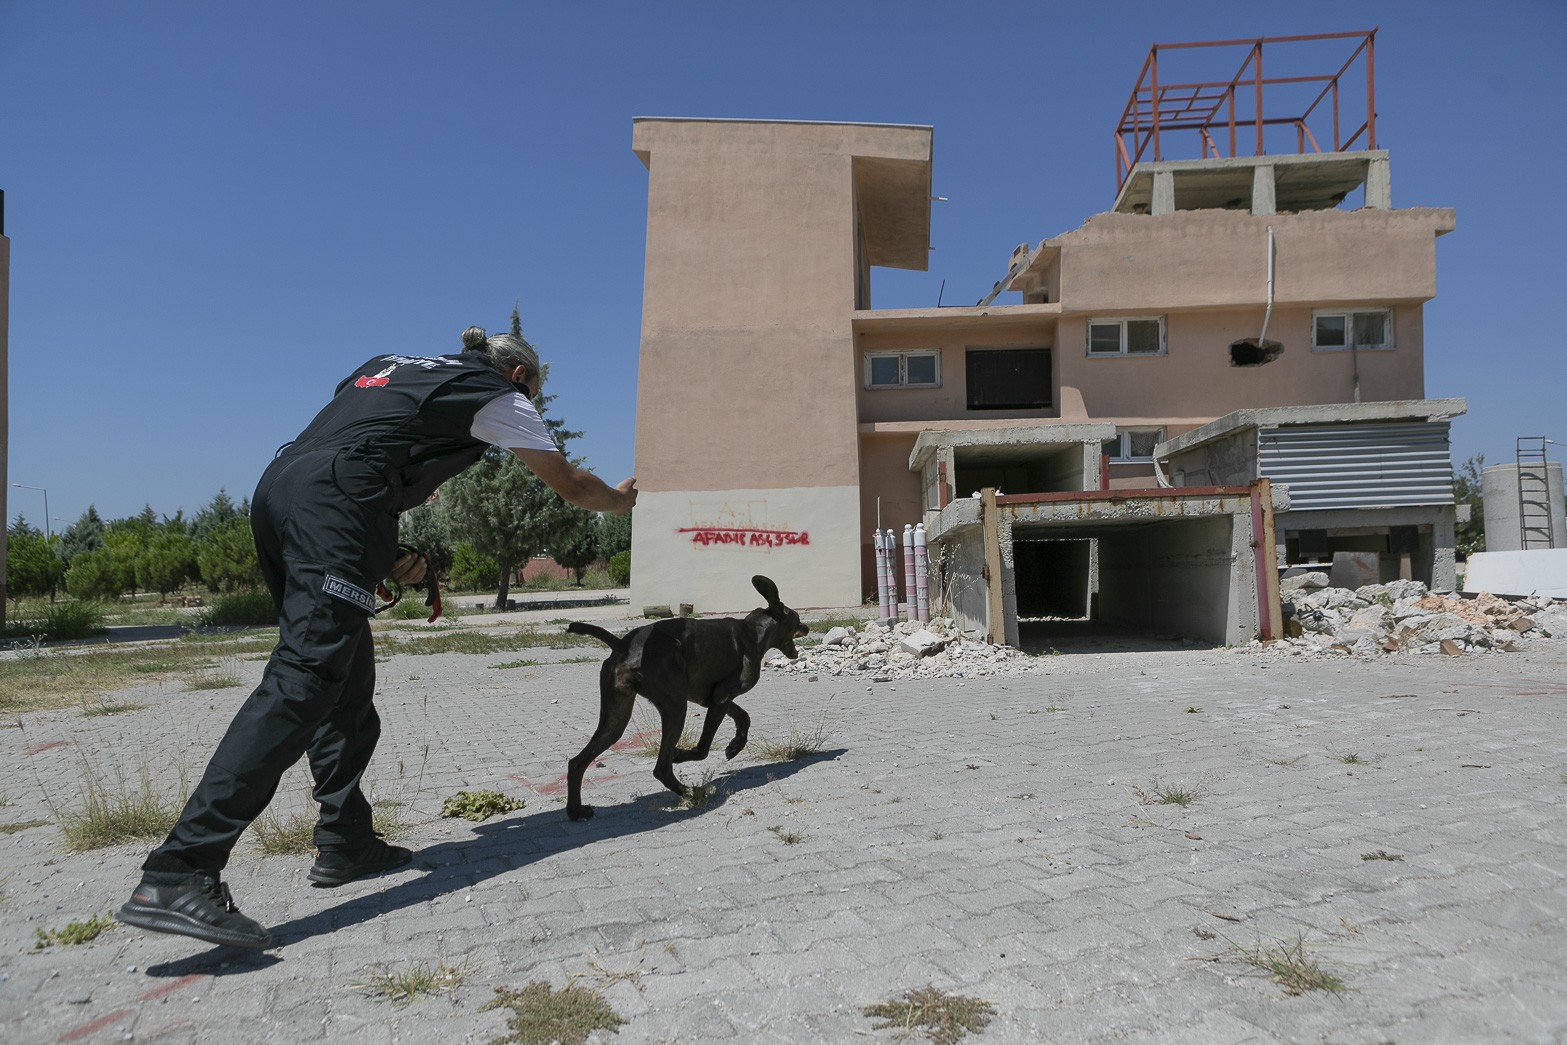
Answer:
[
  {"xmin": 1250, "ymin": 164, "xmax": 1276, "ymax": 216},
  {"xmin": 1364, "ymin": 156, "xmax": 1391, "ymax": 209},
  {"xmin": 1151, "ymin": 170, "xmax": 1175, "ymax": 215}
]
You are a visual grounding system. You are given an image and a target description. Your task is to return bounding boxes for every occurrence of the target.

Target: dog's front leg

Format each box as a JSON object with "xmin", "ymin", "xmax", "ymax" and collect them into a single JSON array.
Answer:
[
  {"xmin": 676, "ymin": 704, "xmax": 727, "ymax": 763},
  {"xmin": 652, "ymin": 700, "xmax": 691, "ymax": 798},
  {"xmin": 723, "ymin": 703, "xmax": 751, "ymax": 760}
]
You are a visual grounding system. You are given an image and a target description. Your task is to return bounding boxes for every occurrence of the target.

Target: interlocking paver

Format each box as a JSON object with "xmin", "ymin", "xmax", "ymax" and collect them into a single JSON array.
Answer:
[{"xmin": 3, "ymin": 609, "xmax": 1566, "ymax": 1043}]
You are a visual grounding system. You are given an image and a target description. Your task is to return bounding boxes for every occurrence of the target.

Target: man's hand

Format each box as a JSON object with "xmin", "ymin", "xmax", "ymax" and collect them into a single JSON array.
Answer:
[
  {"xmin": 389, "ymin": 552, "xmax": 427, "ymax": 586},
  {"xmin": 612, "ymin": 476, "xmax": 638, "ymax": 515}
]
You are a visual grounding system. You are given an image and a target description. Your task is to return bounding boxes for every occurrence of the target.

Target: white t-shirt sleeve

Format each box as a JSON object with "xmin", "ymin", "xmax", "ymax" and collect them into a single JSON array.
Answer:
[{"xmin": 469, "ymin": 393, "xmax": 559, "ymax": 452}]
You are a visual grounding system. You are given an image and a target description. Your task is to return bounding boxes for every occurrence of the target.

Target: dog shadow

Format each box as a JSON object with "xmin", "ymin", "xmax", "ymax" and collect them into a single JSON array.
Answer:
[{"xmin": 144, "ymin": 749, "xmax": 845, "ymax": 977}]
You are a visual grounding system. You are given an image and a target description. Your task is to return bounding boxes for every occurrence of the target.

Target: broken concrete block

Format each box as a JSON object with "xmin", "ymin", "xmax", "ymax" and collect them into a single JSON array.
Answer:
[
  {"xmin": 822, "ymin": 626, "xmax": 854, "ymax": 646},
  {"xmin": 1281, "ymin": 571, "xmax": 1330, "ymax": 593},
  {"xmin": 898, "ymin": 629, "xmax": 948, "ymax": 658}
]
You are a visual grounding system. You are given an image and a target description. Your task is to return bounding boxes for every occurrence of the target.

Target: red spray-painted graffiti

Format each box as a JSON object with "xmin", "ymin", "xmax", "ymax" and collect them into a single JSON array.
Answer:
[{"xmin": 677, "ymin": 527, "xmax": 810, "ymax": 549}]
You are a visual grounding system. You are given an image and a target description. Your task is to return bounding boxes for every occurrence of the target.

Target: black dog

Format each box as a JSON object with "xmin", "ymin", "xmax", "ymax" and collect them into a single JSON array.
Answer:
[{"xmin": 563, "ymin": 575, "xmax": 808, "ymax": 821}]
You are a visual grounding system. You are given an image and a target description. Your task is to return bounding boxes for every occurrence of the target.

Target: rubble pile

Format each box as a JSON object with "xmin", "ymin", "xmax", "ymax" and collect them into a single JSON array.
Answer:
[
  {"xmin": 1277, "ymin": 574, "xmax": 1561, "ymax": 656},
  {"xmin": 768, "ymin": 617, "xmax": 1030, "ymax": 681}
]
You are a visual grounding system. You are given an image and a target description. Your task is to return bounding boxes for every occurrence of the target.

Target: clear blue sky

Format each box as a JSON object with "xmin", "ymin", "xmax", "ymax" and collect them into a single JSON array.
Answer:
[{"xmin": 3, "ymin": 0, "xmax": 1563, "ymax": 528}]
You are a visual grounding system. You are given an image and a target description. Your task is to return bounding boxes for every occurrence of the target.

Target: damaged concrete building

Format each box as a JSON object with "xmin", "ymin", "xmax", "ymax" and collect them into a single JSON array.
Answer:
[{"xmin": 628, "ymin": 30, "xmax": 1463, "ymax": 646}]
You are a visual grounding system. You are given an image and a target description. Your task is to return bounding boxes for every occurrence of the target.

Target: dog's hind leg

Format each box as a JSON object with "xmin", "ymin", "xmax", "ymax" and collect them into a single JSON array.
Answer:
[{"xmin": 565, "ymin": 663, "xmax": 637, "ymax": 821}]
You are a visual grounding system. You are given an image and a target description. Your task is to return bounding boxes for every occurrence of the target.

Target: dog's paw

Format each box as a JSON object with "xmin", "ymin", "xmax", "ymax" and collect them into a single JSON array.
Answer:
[
  {"xmin": 567, "ymin": 805, "xmax": 595, "ymax": 822},
  {"xmin": 724, "ymin": 738, "xmax": 747, "ymax": 760}
]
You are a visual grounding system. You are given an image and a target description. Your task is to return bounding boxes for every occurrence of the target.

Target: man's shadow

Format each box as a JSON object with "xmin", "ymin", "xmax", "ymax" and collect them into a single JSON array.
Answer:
[{"xmin": 145, "ymin": 750, "xmax": 844, "ymax": 977}]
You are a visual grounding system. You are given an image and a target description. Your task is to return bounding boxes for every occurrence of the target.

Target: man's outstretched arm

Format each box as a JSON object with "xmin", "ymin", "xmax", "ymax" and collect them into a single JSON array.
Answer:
[{"xmin": 510, "ymin": 447, "xmax": 637, "ymax": 514}]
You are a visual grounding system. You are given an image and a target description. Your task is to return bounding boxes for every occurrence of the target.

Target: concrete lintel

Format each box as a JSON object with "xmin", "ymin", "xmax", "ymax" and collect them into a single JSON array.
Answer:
[
  {"xmin": 1155, "ymin": 398, "xmax": 1468, "ymax": 459},
  {"xmin": 910, "ymin": 423, "xmax": 1117, "ymax": 471}
]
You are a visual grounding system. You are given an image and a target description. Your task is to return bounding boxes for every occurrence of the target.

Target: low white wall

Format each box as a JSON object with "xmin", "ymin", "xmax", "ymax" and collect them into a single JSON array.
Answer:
[
  {"xmin": 629, "ymin": 485, "xmax": 863, "ymax": 613},
  {"xmin": 1462, "ymin": 549, "xmax": 1567, "ymax": 599}
]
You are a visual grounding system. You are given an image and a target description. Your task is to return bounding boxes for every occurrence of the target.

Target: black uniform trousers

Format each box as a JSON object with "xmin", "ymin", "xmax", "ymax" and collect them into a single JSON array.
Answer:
[{"xmin": 146, "ymin": 449, "xmax": 399, "ymax": 873}]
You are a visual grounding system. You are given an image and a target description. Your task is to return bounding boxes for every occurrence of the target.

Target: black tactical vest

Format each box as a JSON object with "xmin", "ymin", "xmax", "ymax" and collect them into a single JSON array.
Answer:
[{"xmin": 283, "ymin": 352, "xmax": 518, "ymax": 511}]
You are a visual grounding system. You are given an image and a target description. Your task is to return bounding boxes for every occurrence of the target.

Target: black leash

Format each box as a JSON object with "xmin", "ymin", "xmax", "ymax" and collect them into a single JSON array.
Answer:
[{"xmin": 375, "ymin": 543, "xmax": 443, "ymax": 622}]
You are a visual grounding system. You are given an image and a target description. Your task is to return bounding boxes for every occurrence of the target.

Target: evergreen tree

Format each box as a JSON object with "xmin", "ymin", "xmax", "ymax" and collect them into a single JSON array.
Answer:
[
  {"xmin": 551, "ymin": 510, "xmax": 600, "ymax": 586},
  {"xmin": 442, "ymin": 452, "xmax": 556, "ymax": 607},
  {"xmin": 191, "ymin": 490, "xmax": 243, "ymax": 544},
  {"xmin": 197, "ymin": 515, "xmax": 262, "ymax": 592},
  {"xmin": 57, "ymin": 507, "xmax": 107, "ymax": 571},
  {"xmin": 5, "ymin": 527, "xmax": 60, "ymax": 605},
  {"xmin": 136, "ymin": 531, "xmax": 199, "ymax": 601},
  {"xmin": 598, "ymin": 510, "xmax": 632, "ymax": 558}
]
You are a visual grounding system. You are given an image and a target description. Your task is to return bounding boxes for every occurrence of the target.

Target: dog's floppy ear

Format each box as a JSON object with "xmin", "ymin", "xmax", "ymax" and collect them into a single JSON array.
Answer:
[{"xmin": 751, "ymin": 575, "xmax": 781, "ymax": 607}]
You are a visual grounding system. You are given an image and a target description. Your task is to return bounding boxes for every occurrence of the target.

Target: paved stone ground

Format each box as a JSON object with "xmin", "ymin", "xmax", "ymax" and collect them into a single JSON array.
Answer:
[{"xmin": 2, "ymin": 604, "xmax": 1565, "ymax": 1044}]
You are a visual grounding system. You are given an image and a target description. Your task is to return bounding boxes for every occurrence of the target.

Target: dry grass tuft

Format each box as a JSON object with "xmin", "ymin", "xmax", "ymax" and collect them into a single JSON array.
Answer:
[
  {"xmin": 863, "ymin": 984, "xmax": 995, "ymax": 1044},
  {"xmin": 483, "ymin": 980, "xmax": 625, "ymax": 1044}
]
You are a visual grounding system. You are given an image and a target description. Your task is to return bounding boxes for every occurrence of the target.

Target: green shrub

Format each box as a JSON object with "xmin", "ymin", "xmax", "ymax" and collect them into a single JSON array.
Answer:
[
  {"xmin": 450, "ymin": 544, "xmax": 500, "ymax": 592},
  {"xmin": 607, "ymin": 550, "xmax": 630, "ymax": 587},
  {"xmin": 44, "ymin": 601, "xmax": 107, "ymax": 641},
  {"xmin": 201, "ymin": 591, "xmax": 276, "ymax": 627},
  {"xmin": 440, "ymin": 789, "xmax": 525, "ymax": 822}
]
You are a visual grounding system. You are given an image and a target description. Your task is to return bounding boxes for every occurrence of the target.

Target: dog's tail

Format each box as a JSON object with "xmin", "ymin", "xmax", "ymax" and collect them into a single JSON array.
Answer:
[{"xmin": 566, "ymin": 621, "xmax": 626, "ymax": 654}]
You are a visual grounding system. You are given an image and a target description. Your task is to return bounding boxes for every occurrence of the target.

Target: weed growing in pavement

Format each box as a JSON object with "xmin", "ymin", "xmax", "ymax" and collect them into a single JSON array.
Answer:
[
  {"xmin": 863, "ymin": 984, "xmax": 996, "ymax": 1045},
  {"xmin": 490, "ymin": 659, "xmax": 540, "ymax": 670},
  {"xmin": 1133, "ymin": 780, "xmax": 1205, "ymax": 807},
  {"xmin": 34, "ymin": 913, "xmax": 116, "ymax": 949},
  {"xmin": 560, "ymin": 656, "xmax": 598, "ymax": 664},
  {"xmin": 1185, "ymin": 706, "xmax": 1203, "ymax": 714},
  {"xmin": 669, "ymin": 770, "xmax": 718, "ymax": 813},
  {"xmin": 483, "ymin": 980, "xmax": 625, "ymax": 1044},
  {"xmin": 183, "ymin": 657, "xmax": 242, "ymax": 690},
  {"xmin": 752, "ymin": 723, "xmax": 829, "ymax": 762},
  {"xmin": 0, "ymin": 793, "xmax": 10, "ymax": 807},
  {"xmin": 1334, "ymin": 752, "xmax": 1368, "ymax": 765},
  {"xmin": 1361, "ymin": 849, "xmax": 1404, "ymax": 861},
  {"xmin": 1221, "ymin": 933, "xmax": 1349, "ymax": 996},
  {"xmin": 769, "ymin": 826, "xmax": 805, "ymax": 845},
  {"xmin": 1265, "ymin": 755, "xmax": 1306, "ymax": 767},
  {"xmin": 440, "ymin": 789, "xmax": 526, "ymax": 822},
  {"xmin": 57, "ymin": 756, "xmax": 187, "ymax": 851},
  {"xmin": 354, "ymin": 958, "xmax": 469, "ymax": 1005}
]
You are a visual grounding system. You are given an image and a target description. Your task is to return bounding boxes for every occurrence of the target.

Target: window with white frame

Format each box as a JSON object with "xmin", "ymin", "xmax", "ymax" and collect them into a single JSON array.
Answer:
[
  {"xmin": 865, "ymin": 349, "xmax": 941, "ymax": 389},
  {"xmin": 1100, "ymin": 427, "xmax": 1166, "ymax": 462},
  {"xmin": 1087, "ymin": 317, "xmax": 1164, "ymax": 356},
  {"xmin": 1311, "ymin": 308, "xmax": 1393, "ymax": 351}
]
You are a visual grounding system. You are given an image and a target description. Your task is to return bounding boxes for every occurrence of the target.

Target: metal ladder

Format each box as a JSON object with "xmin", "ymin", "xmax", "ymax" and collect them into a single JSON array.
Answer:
[{"xmin": 1516, "ymin": 436, "xmax": 1555, "ymax": 549}]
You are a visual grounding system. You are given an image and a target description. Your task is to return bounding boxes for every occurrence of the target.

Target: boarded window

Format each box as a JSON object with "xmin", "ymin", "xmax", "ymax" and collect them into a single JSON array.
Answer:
[{"xmin": 966, "ymin": 348, "xmax": 1052, "ymax": 410}]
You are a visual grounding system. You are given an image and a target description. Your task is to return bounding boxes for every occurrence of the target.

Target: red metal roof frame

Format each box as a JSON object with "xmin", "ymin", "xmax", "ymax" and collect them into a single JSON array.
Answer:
[{"xmin": 1114, "ymin": 29, "xmax": 1378, "ymax": 192}]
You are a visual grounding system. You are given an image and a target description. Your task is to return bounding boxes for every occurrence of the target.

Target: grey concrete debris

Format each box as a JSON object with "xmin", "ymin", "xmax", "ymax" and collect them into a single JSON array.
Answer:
[
  {"xmin": 768, "ymin": 583, "xmax": 1564, "ymax": 680},
  {"xmin": 1275, "ymin": 581, "xmax": 1561, "ymax": 657},
  {"xmin": 771, "ymin": 617, "xmax": 1027, "ymax": 680}
]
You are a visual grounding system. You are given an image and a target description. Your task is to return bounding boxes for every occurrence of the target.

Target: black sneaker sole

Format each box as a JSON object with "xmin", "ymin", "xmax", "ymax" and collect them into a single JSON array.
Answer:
[
  {"xmin": 117, "ymin": 902, "xmax": 272, "ymax": 949},
  {"xmin": 306, "ymin": 848, "xmax": 413, "ymax": 888}
]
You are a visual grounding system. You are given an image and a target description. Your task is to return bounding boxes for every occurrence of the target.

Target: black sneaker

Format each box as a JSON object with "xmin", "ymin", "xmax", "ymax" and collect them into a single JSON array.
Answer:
[
  {"xmin": 117, "ymin": 871, "xmax": 271, "ymax": 949},
  {"xmin": 307, "ymin": 836, "xmax": 413, "ymax": 887}
]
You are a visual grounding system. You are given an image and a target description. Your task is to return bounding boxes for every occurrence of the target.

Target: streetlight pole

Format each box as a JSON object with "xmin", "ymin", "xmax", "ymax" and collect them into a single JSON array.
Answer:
[{"xmin": 10, "ymin": 483, "xmax": 50, "ymax": 542}]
